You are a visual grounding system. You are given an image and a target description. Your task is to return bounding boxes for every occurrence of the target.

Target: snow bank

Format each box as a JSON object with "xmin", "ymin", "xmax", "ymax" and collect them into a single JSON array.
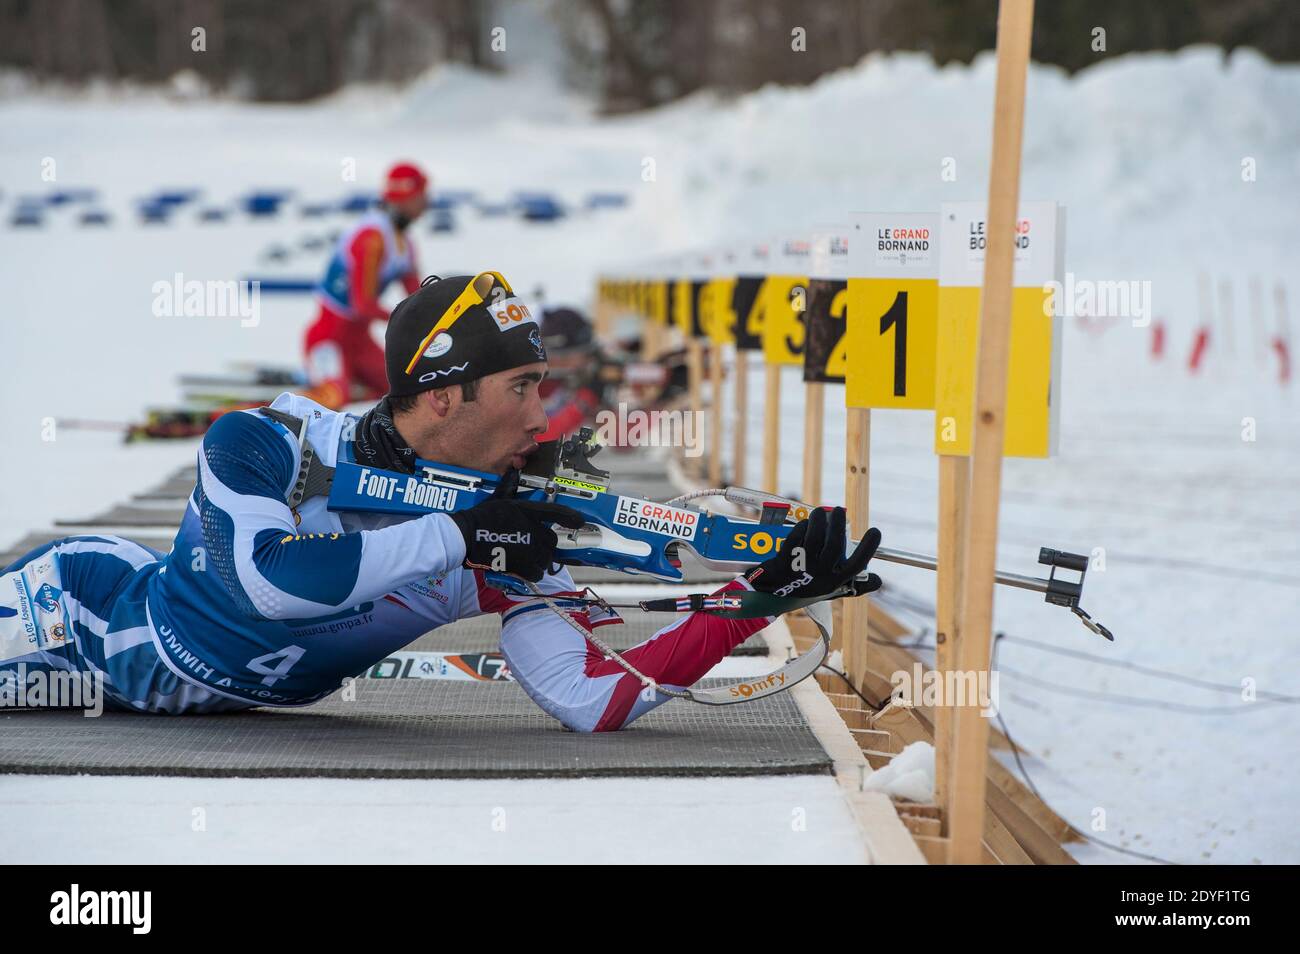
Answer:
[{"xmin": 864, "ymin": 740, "xmax": 937, "ymax": 804}]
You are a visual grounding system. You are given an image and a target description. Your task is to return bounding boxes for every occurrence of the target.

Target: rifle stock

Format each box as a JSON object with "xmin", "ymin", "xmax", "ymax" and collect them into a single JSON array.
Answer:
[{"xmin": 327, "ymin": 428, "xmax": 1112, "ymax": 640}]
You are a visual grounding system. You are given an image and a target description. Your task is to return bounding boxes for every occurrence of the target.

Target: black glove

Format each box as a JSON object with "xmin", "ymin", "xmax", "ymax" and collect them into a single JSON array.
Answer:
[
  {"xmin": 449, "ymin": 469, "xmax": 586, "ymax": 582},
  {"xmin": 744, "ymin": 507, "xmax": 882, "ymax": 599}
]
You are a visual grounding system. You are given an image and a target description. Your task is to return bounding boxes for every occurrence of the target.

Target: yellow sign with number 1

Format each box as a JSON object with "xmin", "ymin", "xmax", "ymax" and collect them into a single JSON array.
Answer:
[
  {"xmin": 845, "ymin": 213, "xmax": 939, "ymax": 409},
  {"xmin": 934, "ymin": 201, "xmax": 1063, "ymax": 458}
]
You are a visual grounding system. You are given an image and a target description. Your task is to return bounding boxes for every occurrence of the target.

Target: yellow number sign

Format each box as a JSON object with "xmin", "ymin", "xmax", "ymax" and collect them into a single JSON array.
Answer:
[
  {"xmin": 846, "ymin": 277, "xmax": 938, "ymax": 408},
  {"xmin": 704, "ymin": 277, "xmax": 737, "ymax": 345},
  {"xmin": 760, "ymin": 275, "xmax": 807, "ymax": 365},
  {"xmin": 649, "ymin": 279, "xmax": 669, "ymax": 325},
  {"xmin": 845, "ymin": 213, "xmax": 940, "ymax": 410},
  {"xmin": 824, "ymin": 284, "xmax": 850, "ymax": 380},
  {"xmin": 933, "ymin": 201, "xmax": 1063, "ymax": 458},
  {"xmin": 672, "ymin": 279, "xmax": 694, "ymax": 337}
]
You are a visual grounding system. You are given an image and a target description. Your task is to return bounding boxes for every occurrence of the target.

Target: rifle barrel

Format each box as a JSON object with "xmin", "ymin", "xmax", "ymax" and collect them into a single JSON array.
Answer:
[{"xmin": 872, "ymin": 545, "xmax": 1048, "ymax": 595}]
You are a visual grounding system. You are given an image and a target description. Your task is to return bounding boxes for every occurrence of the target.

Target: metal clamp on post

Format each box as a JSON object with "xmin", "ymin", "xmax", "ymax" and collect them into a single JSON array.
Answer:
[{"xmin": 1038, "ymin": 548, "xmax": 1113, "ymax": 641}]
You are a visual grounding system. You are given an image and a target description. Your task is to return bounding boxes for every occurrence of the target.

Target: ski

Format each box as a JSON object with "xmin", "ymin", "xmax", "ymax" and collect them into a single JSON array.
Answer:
[
  {"xmin": 356, "ymin": 650, "xmax": 510, "ymax": 682},
  {"xmin": 178, "ymin": 366, "xmax": 304, "ymax": 389}
]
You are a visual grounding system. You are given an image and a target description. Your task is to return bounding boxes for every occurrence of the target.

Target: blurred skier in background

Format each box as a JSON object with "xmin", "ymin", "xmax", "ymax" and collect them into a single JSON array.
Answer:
[
  {"xmin": 536, "ymin": 306, "xmax": 612, "ymax": 442},
  {"xmin": 535, "ymin": 305, "xmax": 694, "ymax": 445},
  {"xmin": 302, "ymin": 161, "xmax": 429, "ymax": 408}
]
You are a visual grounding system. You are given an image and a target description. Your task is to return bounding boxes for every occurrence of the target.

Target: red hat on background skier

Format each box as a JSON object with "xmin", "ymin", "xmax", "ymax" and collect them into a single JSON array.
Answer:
[{"xmin": 382, "ymin": 162, "xmax": 429, "ymax": 203}]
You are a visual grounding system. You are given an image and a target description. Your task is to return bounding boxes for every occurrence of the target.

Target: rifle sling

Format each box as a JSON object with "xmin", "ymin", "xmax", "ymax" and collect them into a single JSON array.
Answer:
[{"xmin": 258, "ymin": 407, "xmax": 335, "ymax": 508}]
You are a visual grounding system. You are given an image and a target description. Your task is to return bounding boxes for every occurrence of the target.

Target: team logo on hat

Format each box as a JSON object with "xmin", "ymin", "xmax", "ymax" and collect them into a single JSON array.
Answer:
[
  {"xmin": 528, "ymin": 328, "xmax": 546, "ymax": 360},
  {"xmin": 419, "ymin": 362, "xmax": 469, "ymax": 384},
  {"xmin": 490, "ymin": 297, "xmax": 535, "ymax": 330},
  {"xmin": 422, "ymin": 332, "xmax": 454, "ymax": 359}
]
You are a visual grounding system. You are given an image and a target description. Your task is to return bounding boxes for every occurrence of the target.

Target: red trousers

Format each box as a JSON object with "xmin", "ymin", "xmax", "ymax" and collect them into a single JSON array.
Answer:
[{"xmin": 303, "ymin": 304, "xmax": 388, "ymax": 408}]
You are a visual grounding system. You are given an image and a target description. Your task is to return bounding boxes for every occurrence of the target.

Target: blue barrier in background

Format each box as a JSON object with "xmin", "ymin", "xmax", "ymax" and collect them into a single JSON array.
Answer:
[
  {"xmin": 151, "ymin": 189, "xmax": 201, "ymax": 207},
  {"xmin": 260, "ymin": 243, "xmax": 292, "ymax": 263},
  {"xmin": 138, "ymin": 202, "xmax": 172, "ymax": 224},
  {"xmin": 435, "ymin": 189, "xmax": 477, "ymax": 209},
  {"xmin": 514, "ymin": 192, "xmax": 565, "ymax": 222},
  {"xmin": 585, "ymin": 191, "xmax": 628, "ymax": 210},
  {"xmin": 7, "ymin": 182, "xmax": 586, "ymax": 230},
  {"xmin": 241, "ymin": 277, "xmax": 317, "ymax": 293},
  {"xmin": 47, "ymin": 188, "xmax": 100, "ymax": 206},
  {"xmin": 339, "ymin": 192, "xmax": 376, "ymax": 214},
  {"xmin": 242, "ymin": 191, "xmax": 292, "ymax": 216}
]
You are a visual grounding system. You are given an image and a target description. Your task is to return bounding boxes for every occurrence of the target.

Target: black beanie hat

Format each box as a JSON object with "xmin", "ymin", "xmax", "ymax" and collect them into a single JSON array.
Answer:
[
  {"xmin": 385, "ymin": 271, "xmax": 548, "ymax": 396},
  {"xmin": 540, "ymin": 306, "xmax": 595, "ymax": 353}
]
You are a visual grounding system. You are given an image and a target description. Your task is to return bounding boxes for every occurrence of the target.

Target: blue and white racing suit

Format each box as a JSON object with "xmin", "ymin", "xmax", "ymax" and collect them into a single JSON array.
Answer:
[{"xmin": 0, "ymin": 394, "xmax": 771, "ymax": 729}]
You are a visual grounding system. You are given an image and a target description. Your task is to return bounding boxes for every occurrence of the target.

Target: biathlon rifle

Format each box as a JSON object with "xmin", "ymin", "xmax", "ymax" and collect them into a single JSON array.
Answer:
[{"xmin": 307, "ymin": 423, "xmax": 1112, "ymax": 705}]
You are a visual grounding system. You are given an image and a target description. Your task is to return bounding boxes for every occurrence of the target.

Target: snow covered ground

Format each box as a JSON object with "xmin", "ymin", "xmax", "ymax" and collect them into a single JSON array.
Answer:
[
  {"xmin": 1, "ymin": 773, "xmax": 866, "ymax": 864},
  {"xmin": 2, "ymin": 47, "xmax": 1297, "ymax": 863}
]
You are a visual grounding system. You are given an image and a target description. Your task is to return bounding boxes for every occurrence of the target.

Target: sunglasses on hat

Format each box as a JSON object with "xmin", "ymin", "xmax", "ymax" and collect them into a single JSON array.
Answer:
[{"xmin": 403, "ymin": 270, "xmax": 515, "ymax": 375}]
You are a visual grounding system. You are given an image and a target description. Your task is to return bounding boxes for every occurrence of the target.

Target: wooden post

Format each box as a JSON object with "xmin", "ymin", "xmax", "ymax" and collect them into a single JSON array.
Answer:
[
  {"xmin": 686, "ymin": 338, "xmax": 705, "ymax": 477},
  {"xmin": 947, "ymin": 0, "xmax": 1035, "ymax": 866},
  {"xmin": 933, "ymin": 453, "xmax": 969, "ymax": 832},
  {"xmin": 709, "ymin": 344, "xmax": 726, "ymax": 485},
  {"xmin": 733, "ymin": 350, "xmax": 749, "ymax": 487},
  {"xmin": 763, "ymin": 363, "xmax": 781, "ymax": 493},
  {"xmin": 593, "ymin": 286, "xmax": 612, "ymax": 340},
  {"xmin": 841, "ymin": 407, "xmax": 871, "ymax": 681},
  {"xmin": 644, "ymin": 318, "xmax": 661, "ymax": 363},
  {"xmin": 801, "ymin": 381, "xmax": 825, "ymax": 503}
]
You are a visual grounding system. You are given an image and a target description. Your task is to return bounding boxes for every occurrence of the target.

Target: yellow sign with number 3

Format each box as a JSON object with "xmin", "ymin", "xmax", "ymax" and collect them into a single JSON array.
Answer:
[{"xmin": 760, "ymin": 275, "xmax": 808, "ymax": 365}]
